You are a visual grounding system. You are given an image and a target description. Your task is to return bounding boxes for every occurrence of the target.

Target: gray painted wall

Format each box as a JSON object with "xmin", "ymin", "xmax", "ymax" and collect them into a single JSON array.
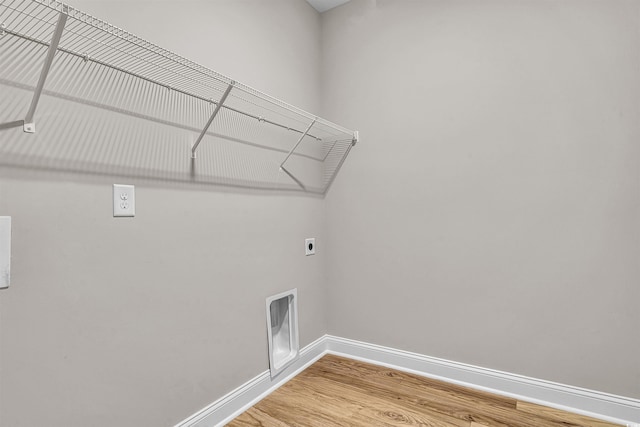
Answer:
[
  {"xmin": 0, "ymin": 1, "xmax": 326, "ymax": 426},
  {"xmin": 323, "ymin": 0, "xmax": 640, "ymax": 398}
]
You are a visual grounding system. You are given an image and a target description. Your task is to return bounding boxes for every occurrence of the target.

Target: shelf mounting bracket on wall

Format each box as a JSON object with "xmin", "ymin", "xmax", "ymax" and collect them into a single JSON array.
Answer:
[
  {"xmin": 191, "ymin": 81, "xmax": 235, "ymax": 159},
  {"xmin": 279, "ymin": 118, "xmax": 317, "ymax": 190},
  {"xmin": 280, "ymin": 118, "xmax": 316, "ymax": 168},
  {"xmin": 23, "ymin": 6, "xmax": 68, "ymax": 134}
]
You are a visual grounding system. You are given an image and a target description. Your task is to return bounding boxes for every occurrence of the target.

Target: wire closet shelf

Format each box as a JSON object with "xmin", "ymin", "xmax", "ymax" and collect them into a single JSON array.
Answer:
[{"xmin": 0, "ymin": 0, "xmax": 358, "ymax": 194}]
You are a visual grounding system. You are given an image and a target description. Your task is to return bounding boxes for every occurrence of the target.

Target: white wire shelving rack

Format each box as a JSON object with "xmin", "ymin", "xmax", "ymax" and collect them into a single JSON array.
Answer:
[{"xmin": 0, "ymin": 0, "xmax": 358, "ymax": 194}]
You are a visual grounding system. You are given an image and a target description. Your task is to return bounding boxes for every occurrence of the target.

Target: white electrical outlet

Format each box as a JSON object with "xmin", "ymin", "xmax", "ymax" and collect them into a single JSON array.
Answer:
[
  {"xmin": 113, "ymin": 184, "xmax": 135, "ymax": 217},
  {"xmin": 305, "ymin": 238, "xmax": 315, "ymax": 256}
]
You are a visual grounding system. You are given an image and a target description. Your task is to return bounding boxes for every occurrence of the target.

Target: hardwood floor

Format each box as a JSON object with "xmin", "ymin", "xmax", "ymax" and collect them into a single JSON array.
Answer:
[{"xmin": 227, "ymin": 354, "xmax": 622, "ymax": 427}]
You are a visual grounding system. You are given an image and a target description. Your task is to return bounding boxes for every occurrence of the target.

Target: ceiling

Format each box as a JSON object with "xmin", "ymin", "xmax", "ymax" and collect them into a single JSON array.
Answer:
[{"xmin": 306, "ymin": 0, "xmax": 350, "ymax": 13}]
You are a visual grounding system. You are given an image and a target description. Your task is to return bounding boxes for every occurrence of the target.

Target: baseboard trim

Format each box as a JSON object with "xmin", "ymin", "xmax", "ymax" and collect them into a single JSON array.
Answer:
[
  {"xmin": 173, "ymin": 335, "xmax": 326, "ymax": 427},
  {"xmin": 175, "ymin": 334, "xmax": 640, "ymax": 426},
  {"xmin": 326, "ymin": 335, "xmax": 640, "ymax": 426}
]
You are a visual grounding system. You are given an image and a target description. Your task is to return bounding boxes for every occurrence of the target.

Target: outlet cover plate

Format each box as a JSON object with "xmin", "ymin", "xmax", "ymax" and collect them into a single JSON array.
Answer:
[
  {"xmin": 113, "ymin": 184, "xmax": 135, "ymax": 217},
  {"xmin": 305, "ymin": 238, "xmax": 315, "ymax": 256}
]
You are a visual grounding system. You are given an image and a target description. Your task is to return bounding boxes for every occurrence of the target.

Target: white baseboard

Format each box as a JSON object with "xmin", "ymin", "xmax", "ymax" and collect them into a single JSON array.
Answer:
[
  {"xmin": 325, "ymin": 336, "xmax": 640, "ymax": 427},
  {"xmin": 175, "ymin": 334, "xmax": 640, "ymax": 427},
  {"xmin": 173, "ymin": 335, "xmax": 326, "ymax": 427}
]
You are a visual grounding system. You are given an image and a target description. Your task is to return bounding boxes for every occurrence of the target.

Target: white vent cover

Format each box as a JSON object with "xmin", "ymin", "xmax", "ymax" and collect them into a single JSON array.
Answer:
[{"xmin": 266, "ymin": 289, "xmax": 299, "ymax": 378}]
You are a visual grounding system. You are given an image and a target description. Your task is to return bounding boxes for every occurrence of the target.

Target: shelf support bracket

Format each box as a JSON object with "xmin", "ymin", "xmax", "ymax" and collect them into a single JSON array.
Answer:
[
  {"xmin": 278, "ymin": 118, "xmax": 316, "ymax": 191},
  {"xmin": 23, "ymin": 8, "xmax": 68, "ymax": 134},
  {"xmin": 279, "ymin": 119, "xmax": 316, "ymax": 169},
  {"xmin": 280, "ymin": 166, "xmax": 306, "ymax": 191},
  {"xmin": 191, "ymin": 82, "xmax": 235, "ymax": 159}
]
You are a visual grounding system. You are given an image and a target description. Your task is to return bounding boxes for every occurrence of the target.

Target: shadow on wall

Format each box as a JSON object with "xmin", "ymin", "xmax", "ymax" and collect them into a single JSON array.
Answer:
[{"xmin": 0, "ymin": 14, "xmax": 354, "ymax": 196}]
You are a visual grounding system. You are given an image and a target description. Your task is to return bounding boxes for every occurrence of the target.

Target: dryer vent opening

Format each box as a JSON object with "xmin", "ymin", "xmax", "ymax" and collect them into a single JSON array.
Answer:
[{"xmin": 266, "ymin": 289, "xmax": 299, "ymax": 378}]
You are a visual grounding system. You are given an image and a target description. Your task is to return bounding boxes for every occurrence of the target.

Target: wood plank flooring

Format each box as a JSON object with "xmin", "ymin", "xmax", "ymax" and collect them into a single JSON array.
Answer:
[{"xmin": 227, "ymin": 354, "xmax": 622, "ymax": 427}]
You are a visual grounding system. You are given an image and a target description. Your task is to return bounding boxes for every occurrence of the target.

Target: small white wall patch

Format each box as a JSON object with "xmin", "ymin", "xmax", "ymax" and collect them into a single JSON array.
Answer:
[{"xmin": 0, "ymin": 216, "xmax": 11, "ymax": 289}]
